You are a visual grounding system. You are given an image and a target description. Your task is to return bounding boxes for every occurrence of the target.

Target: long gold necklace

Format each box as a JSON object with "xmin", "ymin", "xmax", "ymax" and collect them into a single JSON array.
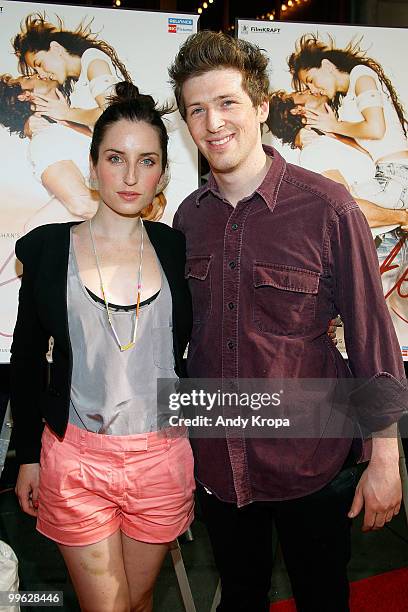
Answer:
[{"xmin": 88, "ymin": 218, "xmax": 144, "ymax": 351}]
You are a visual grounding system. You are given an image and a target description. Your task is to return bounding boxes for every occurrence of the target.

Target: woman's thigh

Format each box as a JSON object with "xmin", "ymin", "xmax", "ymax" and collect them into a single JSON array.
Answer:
[
  {"xmin": 121, "ymin": 532, "xmax": 169, "ymax": 610},
  {"xmin": 59, "ymin": 531, "xmax": 130, "ymax": 612}
]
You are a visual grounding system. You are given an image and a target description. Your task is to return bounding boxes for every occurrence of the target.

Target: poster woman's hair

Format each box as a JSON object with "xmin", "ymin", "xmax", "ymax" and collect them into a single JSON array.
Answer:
[
  {"xmin": 13, "ymin": 13, "xmax": 132, "ymax": 99},
  {"xmin": 288, "ymin": 33, "xmax": 408, "ymax": 137}
]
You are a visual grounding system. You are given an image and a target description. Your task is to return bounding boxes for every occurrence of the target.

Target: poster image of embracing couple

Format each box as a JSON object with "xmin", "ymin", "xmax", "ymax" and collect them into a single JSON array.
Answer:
[
  {"xmin": 0, "ymin": 1, "xmax": 198, "ymax": 360},
  {"xmin": 239, "ymin": 20, "xmax": 408, "ymax": 358}
]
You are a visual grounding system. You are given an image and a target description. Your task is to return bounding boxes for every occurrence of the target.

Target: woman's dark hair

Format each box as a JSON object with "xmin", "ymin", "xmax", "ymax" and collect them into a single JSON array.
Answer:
[
  {"xmin": 90, "ymin": 82, "xmax": 172, "ymax": 171},
  {"xmin": 0, "ymin": 75, "xmax": 32, "ymax": 138},
  {"xmin": 267, "ymin": 91, "xmax": 304, "ymax": 149},
  {"xmin": 288, "ymin": 34, "xmax": 407, "ymax": 136},
  {"xmin": 13, "ymin": 13, "xmax": 132, "ymax": 99}
]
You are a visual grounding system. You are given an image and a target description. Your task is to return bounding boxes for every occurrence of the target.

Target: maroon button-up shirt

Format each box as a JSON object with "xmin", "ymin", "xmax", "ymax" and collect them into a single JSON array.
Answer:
[{"xmin": 173, "ymin": 146, "xmax": 407, "ymax": 506}]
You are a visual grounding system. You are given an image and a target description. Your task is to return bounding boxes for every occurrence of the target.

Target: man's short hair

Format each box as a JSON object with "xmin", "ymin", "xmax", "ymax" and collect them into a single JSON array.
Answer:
[
  {"xmin": 168, "ymin": 31, "xmax": 270, "ymax": 120},
  {"xmin": 267, "ymin": 91, "xmax": 304, "ymax": 149},
  {"xmin": 0, "ymin": 75, "xmax": 31, "ymax": 138}
]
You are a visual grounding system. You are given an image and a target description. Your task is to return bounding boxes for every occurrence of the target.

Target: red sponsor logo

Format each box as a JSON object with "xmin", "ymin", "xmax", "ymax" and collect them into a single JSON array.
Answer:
[{"xmin": 168, "ymin": 24, "xmax": 177, "ymax": 33}]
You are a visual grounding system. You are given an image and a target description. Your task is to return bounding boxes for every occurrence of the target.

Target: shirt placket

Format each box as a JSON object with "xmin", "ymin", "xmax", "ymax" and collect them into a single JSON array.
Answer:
[{"xmin": 221, "ymin": 201, "xmax": 253, "ymax": 506}]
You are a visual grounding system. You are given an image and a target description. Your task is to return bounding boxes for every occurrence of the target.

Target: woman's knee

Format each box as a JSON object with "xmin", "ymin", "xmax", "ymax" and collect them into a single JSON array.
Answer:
[{"xmin": 130, "ymin": 589, "xmax": 153, "ymax": 612}]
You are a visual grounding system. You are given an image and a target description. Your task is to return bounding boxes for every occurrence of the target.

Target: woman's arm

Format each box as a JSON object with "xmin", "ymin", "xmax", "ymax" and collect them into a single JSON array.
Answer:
[
  {"xmin": 41, "ymin": 160, "xmax": 99, "ymax": 219},
  {"xmin": 321, "ymin": 170, "xmax": 408, "ymax": 229},
  {"xmin": 355, "ymin": 198, "xmax": 408, "ymax": 229},
  {"xmin": 10, "ymin": 235, "xmax": 49, "ymax": 467},
  {"xmin": 305, "ymin": 75, "xmax": 386, "ymax": 140},
  {"xmin": 33, "ymin": 59, "xmax": 117, "ymax": 127}
]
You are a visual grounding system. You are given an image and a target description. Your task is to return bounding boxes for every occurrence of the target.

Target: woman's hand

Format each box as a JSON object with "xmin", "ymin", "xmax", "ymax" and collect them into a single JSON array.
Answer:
[
  {"xmin": 15, "ymin": 463, "xmax": 40, "ymax": 517},
  {"xmin": 327, "ymin": 318, "xmax": 338, "ymax": 345},
  {"xmin": 33, "ymin": 89, "xmax": 70, "ymax": 122},
  {"xmin": 304, "ymin": 103, "xmax": 339, "ymax": 134}
]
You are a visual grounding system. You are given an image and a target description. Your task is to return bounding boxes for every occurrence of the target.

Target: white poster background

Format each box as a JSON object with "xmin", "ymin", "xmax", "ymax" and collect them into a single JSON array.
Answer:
[
  {"xmin": 0, "ymin": 2, "xmax": 199, "ymax": 361},
  {"xmin": 238, "ymin": 19, "xmax": 408, "ymax": 358}
]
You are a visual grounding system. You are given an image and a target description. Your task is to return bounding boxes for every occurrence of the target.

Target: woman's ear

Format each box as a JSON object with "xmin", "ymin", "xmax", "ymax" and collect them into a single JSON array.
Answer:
[
  {"xmin": 321, "ymin": 58, "xmax": 334, "ymax": 73},
  {"xmin": 88, "ymin": 158, "xmax": 99, "ymax": 190},
  {"xmin": 155, "ymin": 169, "xmax": 170, "ymax": 195}
]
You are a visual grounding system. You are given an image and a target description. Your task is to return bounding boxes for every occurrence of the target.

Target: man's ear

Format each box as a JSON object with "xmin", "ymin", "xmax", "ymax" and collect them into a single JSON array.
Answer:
[
  {"xmin": 17, "ymin": 91, "xmax": 32, "ymax": 101},
  {"xmin": 49, "ymin": 40, "xmax": 64, "ymax": 55},
  {"xmin": 258, "ymin": 98, "xmax": 269, "ymax": 124}
]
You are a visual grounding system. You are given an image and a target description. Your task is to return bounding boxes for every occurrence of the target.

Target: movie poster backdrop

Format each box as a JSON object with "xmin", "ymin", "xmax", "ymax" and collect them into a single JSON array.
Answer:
[{"xmin": 0, "ymin": 2, "xmax": 199, "ymax": 361}]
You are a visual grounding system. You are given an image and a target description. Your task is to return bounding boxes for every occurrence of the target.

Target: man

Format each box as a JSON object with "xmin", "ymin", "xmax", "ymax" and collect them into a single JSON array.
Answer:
[{"xmin": 169, "ymin": 32, "xmax": 407, "ymax": 612}]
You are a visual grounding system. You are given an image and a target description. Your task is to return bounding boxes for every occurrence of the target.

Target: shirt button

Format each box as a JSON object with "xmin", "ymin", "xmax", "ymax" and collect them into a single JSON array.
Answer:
[
  {"xmin": 227, "ymin": 341, "xmax": 234, "ymax": 349},
  {"xmin": 229, "ymin": 261, "xmax": 236, "ymax": 269},
  {"xmin": 231, "ymin": 223, "xmax": 238, "ymax": 231},
  {"xmin": 228, "ymin": 302, "xmax": 234, "ymax": 310}
]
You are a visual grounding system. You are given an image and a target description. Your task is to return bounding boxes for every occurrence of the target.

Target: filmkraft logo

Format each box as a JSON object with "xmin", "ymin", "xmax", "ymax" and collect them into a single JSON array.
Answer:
[
  {"xmin": 247, "ymin": 26, "xmax": 281, "ymax": 33},
  {"xmin": 168, "ymin": 17, "xmax": 194, "ymax": 33}
]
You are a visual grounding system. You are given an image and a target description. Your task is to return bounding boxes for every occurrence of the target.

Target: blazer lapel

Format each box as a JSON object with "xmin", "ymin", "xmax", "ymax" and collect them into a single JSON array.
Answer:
[{"xmin": 35, "ymin": 222, "xmax": 80, "ymax": 347}]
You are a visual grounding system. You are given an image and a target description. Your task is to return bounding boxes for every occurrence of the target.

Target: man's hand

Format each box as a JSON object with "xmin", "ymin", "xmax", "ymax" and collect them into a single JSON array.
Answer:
[
  {"xmin": 348, "ymin": 451, "xmax": 401, "ymax": 531},
  {"xmin": 25, "ymin": 115, "xmax": 51, "ymax": 138},
  {"xmin": 33, "ymin": 89, "xmax": 70, "ymax": 122},
  {"xmin": 296, "ymin": 127, "xmax": 319, "ymax": 149},
  {"xmin": 304, "ymin": 103, "xmax": 339, "ymax": 134},
  {"xmin": 15, "ymin": 463, "xmax": 40, "ymax": 517}
]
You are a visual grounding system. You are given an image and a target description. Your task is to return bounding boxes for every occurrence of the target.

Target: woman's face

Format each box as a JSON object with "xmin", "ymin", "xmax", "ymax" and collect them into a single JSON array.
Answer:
[
  {"xmin": 297, "ymin": 60, "xmax": 338, "ymax": 99},
  {"xmin": 24, "ymin": 42, "xmax": 68, "ymax": 84},
  {"xmin": 91, "ymin": 118, "xmax": 164, "ymax": 218}
]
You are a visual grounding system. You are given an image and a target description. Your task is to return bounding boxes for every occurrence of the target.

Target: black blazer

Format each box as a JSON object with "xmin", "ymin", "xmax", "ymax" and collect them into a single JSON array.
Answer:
[{"xmin": 10, "ymin": 221, "xmax": 192, "ymax": 464}]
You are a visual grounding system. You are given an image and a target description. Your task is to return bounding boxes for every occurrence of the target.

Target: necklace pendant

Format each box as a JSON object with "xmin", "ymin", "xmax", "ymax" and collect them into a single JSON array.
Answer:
[{"xmin": 120, "ymin": 341, "xmax": 135, "ymax": 352}]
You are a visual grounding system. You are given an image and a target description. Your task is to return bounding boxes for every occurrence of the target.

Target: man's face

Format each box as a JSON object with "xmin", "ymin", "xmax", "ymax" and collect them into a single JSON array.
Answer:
[
  {"xmin": 291, "ymin": 90, "xmax": 328, "ymax": 110},
  {"xmin": 20, "ymin": 75, "xmax": 57, "ymax": 96},
  {"xmin": 182, "ymin": 68, "xmax": 269, "ymax": 175},
  {"xmin": 10, "ymin": 75, "xmax": 58, "ymax": 101}
]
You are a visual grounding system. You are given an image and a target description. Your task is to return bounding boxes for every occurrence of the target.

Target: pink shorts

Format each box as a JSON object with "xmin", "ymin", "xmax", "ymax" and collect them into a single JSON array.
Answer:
[{"xmin": 37, "ymin": 423, "xmax": 195, "ymax": 546}]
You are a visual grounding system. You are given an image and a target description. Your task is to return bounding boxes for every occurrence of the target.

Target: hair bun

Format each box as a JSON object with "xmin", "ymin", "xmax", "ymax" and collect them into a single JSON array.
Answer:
[{"xmin": 108, "ymin": 81, "xmax": 155, "ymax": 109}]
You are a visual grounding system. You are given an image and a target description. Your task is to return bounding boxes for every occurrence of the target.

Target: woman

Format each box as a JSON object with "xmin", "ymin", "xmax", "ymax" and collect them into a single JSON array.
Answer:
[
  {"xmin": 13, "ymin": 13, "xmax": 132, "ymax": 128},
  {"xmin": 288, "ymin": 35, "xmax": 408, "ymax": 210},
  {"xmin": 10, "ymin": 82, "xmax": 194, "ymax": 612}
]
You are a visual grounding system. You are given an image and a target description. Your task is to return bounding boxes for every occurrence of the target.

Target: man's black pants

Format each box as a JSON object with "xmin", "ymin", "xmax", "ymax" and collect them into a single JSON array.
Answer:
[{"xmin": 197, "ymin": 466, "xmax": 362, "ymax": 612}]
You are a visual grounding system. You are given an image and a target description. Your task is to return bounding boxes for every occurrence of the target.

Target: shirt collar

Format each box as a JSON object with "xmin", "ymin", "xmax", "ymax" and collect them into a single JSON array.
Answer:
[{"xmin": 195, "ymin": 145, "xmax": 287, "ymax": 212}]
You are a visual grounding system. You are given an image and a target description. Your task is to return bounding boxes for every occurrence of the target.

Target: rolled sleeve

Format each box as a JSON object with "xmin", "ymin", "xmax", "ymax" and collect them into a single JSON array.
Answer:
[{"xmin": 330, "ymin": 203, "xmax": 408, "ymax": 432}]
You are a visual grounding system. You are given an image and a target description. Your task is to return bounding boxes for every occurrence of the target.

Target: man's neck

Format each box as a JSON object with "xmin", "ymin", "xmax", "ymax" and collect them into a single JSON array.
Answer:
[{"xmin": 212, "ymin": 146, "xmax": 272, "ymax": 207}]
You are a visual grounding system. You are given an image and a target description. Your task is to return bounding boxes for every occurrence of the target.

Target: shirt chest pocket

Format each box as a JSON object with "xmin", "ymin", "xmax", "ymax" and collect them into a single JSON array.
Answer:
[
  {"xmin": 185, "ymin": 255, "xmax": 212, "ymax": 324},
  {"xmin": 252, "ymin": 263, "xmax": 319, "ymax": 336}
]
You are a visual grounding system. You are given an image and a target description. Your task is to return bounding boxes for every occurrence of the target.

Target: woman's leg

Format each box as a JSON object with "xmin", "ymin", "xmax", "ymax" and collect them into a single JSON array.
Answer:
[
  {"xmin": 121, "ymin": 533, "xmax": 169, "ymax": 612},
  {"xmin": 58, "ymin": 530, "xmax": 130, "ymax": 612}
]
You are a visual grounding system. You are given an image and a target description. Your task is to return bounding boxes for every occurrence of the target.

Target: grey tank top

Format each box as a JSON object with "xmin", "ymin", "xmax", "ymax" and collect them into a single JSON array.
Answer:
[{"xmin": 67, "ymin": 230, "xmax": 177, "ymax": 435}]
